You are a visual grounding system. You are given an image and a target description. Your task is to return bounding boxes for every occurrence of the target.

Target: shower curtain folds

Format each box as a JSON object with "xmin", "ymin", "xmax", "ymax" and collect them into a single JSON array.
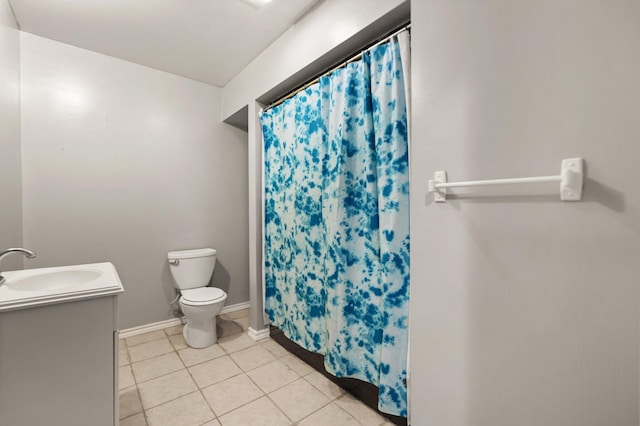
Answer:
[{"xmin": 260, "ymin": 30, "xmax": 410, "ymax": 417}]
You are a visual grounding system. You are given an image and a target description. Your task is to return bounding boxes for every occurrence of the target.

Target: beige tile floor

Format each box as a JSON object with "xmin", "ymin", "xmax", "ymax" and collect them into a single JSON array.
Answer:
[{"xmin": 119, "ymin": 309, "xmax": 394, "ymax": 426}]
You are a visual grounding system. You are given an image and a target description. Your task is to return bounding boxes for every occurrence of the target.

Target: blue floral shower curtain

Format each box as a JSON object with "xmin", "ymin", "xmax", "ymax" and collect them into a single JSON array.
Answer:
[{"xmin": 260, "ymin": 32, "xmax": 410, "ymax": 417}]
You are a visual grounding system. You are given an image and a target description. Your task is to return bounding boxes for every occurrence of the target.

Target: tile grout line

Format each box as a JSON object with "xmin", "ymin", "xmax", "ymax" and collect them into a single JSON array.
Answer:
[
  {"xmin": 272, "ymin": 375, "xmax": 336, "ymax": 425},
  {"xmin": 205, "ymin": 322, "xmax": 271, "ymax": 421},
  {"xmin": 295, "ymin": 389, "xmax": 368, "ymax": 426},
  {"xmin": 121, "ymin": 313, "xmax": 283, "ymax": 425},
  {"xmin": 266, "ymin": 346, "xmax": 376, "ymax": 426},
  {"xmin": 124, "ymin": 342, "xmax": 150, "ymax": 425},
  {"xmin": 291, "ymin": 398, "xmax": 341, "ymax": 426},
  {"xmin": 217, "ymin": 344, "xmax": 273, "ymax": 422},
  {"xmin": 128, "ymin": 325, "xmax": 246, "ymax": 374},
  {"xmin": 121, "ymin": 316, "xmax": 391, "ymax": 426},
  {"xmin": 264, "ymin": 390, "xmax": 296, "ymax": 425},
  {"xmin": 262, "ymin": 341, "xmax": 391, "ymax": 425},
  {"xmin": 239, "ymin": 346, "xmax": 312, "ymax": 425},
  {"xmin": 203, "ymin": 336, "xmax": 299, "ymax": 423},
  {"xmin": 166, "ymin": 327, "xmax": 220, "ymax": 425},
  {"xmin": 166, "ymin": 317, "xmax": 264, "ymax": 423},
  {"xmin": 125, "ymin": 330, "xmax": 219, "ymax": 417},
  {"xmin": 204, "ymin": 337, "xmax": 299, "ymax": 422},
  {"xmin": 128, "ymin": 343, "xmax": 150, "ymax": 425}
]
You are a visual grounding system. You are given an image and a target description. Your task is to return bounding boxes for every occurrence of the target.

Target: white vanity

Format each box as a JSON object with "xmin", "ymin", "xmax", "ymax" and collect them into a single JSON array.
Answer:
[{"xmin": 0, "ymin": 262, "xmax": 124, "ymax": 426}]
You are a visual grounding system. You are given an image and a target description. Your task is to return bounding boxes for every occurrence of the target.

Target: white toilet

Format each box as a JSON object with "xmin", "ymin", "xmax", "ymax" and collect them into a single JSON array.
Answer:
[{"xmin": 168, "ymin": 248, "xmax": 227, "ymax": 348}]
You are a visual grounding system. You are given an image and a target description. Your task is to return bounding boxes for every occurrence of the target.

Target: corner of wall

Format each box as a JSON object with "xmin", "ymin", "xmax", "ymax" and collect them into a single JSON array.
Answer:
[{"xmin": 0, "ymin": 0, "xmax": 24, "ymax": 269}]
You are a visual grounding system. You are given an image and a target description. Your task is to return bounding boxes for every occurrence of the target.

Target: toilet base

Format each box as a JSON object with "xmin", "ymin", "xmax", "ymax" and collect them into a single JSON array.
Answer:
[{"xmin": 183, "ymin": 317, "xmax": 219, "ymax": 349}]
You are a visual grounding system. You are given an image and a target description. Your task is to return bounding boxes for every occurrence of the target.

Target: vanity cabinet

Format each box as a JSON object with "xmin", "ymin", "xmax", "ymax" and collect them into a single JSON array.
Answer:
[{"xmin": 0, "ymin": 294, "xmax": 120, "ymax": 425}]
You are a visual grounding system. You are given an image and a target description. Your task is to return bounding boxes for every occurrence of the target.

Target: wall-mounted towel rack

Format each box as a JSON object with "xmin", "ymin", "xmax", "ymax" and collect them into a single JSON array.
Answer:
[{"xmin": 428, "ymin": 158, "xmax": 584, "ymax": 203}]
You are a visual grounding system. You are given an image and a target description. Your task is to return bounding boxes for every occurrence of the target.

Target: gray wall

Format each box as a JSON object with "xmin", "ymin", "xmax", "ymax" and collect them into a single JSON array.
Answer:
[
  {"xmin": 0, "ymin": 0, "xmax": 23, "ymax": 270},
  {"xmin": 410, "ymin": 1, "xmax": 640, "ymax": 425},
  {"xmin": 20, "ymin": 33, "xmax": 249, "ymax": 329}
]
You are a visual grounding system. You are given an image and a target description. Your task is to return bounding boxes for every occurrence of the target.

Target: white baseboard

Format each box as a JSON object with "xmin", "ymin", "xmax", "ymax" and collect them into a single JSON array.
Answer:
[
  {"xmin": 248, "ymin": 326, "xmax": 270, "ymax": 341},
  {"xmin": 119, "ymin": 317, "xmax": 184, "ymax": 339},
  {"xmin": 221, "ymin": 301, "xmax": 250, "ymax": 315},
  {"xmin": 119, "ymin": 300, "xmax": 251, "ymax": 339}
]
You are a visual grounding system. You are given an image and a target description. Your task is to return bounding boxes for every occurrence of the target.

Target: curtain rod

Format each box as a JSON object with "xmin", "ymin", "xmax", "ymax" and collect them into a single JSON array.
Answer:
[{"xmin": 263, "ymin": 23, "xmax": 411, "ymax": 112}]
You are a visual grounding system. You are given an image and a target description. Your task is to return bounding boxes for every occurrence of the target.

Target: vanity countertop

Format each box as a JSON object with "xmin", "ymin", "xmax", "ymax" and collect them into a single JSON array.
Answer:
[{"xmin": 0, "ymin": 262, "xmax": 124, "ymax": 312}]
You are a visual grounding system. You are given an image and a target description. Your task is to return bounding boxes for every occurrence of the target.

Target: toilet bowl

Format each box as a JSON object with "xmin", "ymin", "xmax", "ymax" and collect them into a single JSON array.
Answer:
[{"xmin": 168, "ymin": 248, "xmax": 227, "ymax": 348}]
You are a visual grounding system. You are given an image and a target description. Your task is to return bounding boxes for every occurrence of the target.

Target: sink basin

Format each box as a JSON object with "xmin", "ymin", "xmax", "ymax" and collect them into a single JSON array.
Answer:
[
  {"xmin": 6, "ymin": 269, "xmax": 103, "ymax": 292},
  {"xmin": 0, "ymin": 262, "xmax": 123, "ymax": 312}
]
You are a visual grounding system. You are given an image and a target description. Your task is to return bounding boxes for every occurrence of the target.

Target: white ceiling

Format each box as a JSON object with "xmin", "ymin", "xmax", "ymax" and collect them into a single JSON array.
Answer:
[{"xmin": 8, "ymin": 0, "xmax": 319, "ymax": 87}]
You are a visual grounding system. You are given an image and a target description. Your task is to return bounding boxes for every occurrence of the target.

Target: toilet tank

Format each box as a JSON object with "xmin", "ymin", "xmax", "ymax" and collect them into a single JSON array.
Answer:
[{"xmin": 167, "ymin": 248, "xmax": 217, "ymax": 290}]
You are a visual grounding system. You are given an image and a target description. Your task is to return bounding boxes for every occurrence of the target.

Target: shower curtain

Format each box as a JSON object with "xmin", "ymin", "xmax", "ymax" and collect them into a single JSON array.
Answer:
[{"xmin": 260, "ymin": 30, "xmax": 410, "ymax": 417}]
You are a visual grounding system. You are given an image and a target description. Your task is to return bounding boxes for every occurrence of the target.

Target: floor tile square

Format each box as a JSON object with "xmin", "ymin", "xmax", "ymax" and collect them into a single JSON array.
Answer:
[
  {"xmin": 164, "ymin": 324, "xmax": 184, "ymax": 336},
  {"xmin": 119, "ymin": 347, "xmax": 130, "ymax": 366},
  {"xmin": 131, "ymin": 352, "xmax": 183, "ymax": 383},
  {"xmin": 218, "ymin": 332, "xmax": 257, "ymax": 354},
  {"xmin": 119, "ymin": 387, "xmax": 143, "ymax": 419},
  {"xmin": 116, "ymin": 322, "xmax": 388, "ymax": 426},
  {"xmin": 229, "ymin": 344, "xmax": 276, "ymax": 372},
  {"xmin": 188, "ymin": 355, "xmax": 242, "ymax": 388},
  {"xmin": 120, "ymin": 365, "xmax": 135, "ymax": 390},
  {"xmin": 145, "ymin": 391, "xmax": 215, "ymax": 426},
  {"xmin": 178, "ymin": 344, "xmax": 225, "ymax": 367},
  {"xmin": 280, "ymin": 353, "xmax": 314, "ymax": 376},
  {"xmin": 137, "ymin": 369, "xmax": 197, "ymax": 409},
  {"xmin": 260, "ymin": 339, "xmax": 290, "ymax": 358},
  {"xmin": 217, "ymin": 318, "xmax": 244, "ymax": 338},
  {"xmin": 269, "ymin": 378, "xmax": 330, "ymax": 422},
  {"xmin": 235, "ymin": 316, "xmax": 250, "ymax": 330},
  {"xmin": 128, "ymin": 338, "xmax": 174, "ymax": 363},
  {"xmin": 304, "ymin": 370, "xmax": 345, "ymax": 400},
  {"xmin": 201, "ymin": 373, "xmax": 264, "ymax": 416},
  {"xmin": 335, "ymin": 392, "xmax": 388, "ymax": 425},
  {"xmin": 222, "ymin": 308, "xmax": 249, "ymax": 320},
  {"xmin": 298, "ymin": 402, "xmax": 359, "ymax": 425},
  {"xmin": 126, "ymin": 330, "xmax": 167, "ymax": 347},
  {"xmin": 169, "ymin": 333, "xmax": 188, "ymax": 351},
  {"xmin": 119, "ymin": 412, "xmax": 147, "ymax": 426},
  {"xmin": 246, "ymin": 359, "xmax": 299, "ymax": 393},
  {"xmin": 218, "ymin": 396, "xmax": 291, "ymax": 426}
]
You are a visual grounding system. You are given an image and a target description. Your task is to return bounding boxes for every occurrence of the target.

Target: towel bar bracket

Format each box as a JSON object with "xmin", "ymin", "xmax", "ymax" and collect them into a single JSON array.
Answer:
[
  {"xmin": 559, "ymin": 158, "xmax": 583, "ymax": 201},
  {"xmin": 428, "ymin": 171, "xmax": 447, "ymax": 202}
]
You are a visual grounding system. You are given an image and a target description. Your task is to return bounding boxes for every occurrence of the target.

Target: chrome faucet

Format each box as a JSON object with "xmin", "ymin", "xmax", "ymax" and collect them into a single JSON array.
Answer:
[{"xmin": 0, "ymin": 248, "xmax": 36, "ymax": 285}]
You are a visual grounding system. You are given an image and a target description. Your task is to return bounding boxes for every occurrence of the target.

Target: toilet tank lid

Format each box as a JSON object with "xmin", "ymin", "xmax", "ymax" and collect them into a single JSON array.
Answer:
[{"xmin": 168, "ymin": 248, "xmax": 216, "ymax": 259}]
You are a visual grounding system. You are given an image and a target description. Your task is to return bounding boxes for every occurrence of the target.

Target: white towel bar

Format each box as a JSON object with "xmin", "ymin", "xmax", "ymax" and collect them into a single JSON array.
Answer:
[{"xmin": 428, "ymin": 158, "xmax": 584, "ymax": 202}]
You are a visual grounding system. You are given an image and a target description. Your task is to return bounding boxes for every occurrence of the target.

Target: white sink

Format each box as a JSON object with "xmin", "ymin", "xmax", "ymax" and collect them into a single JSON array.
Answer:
[
  {"xmin": 6, "ymin": 269, "xmax": 103, "ymax": 292},
  {"xmin": 0, "ymin": 263, "xmax": 123, "ymax": 312}
]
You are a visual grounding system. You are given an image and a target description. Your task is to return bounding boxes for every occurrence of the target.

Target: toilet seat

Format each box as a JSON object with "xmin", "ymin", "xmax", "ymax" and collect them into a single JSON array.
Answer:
[{"xmin": 180, "ymin": 287, "xmax": 226, "ymax": 306}]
